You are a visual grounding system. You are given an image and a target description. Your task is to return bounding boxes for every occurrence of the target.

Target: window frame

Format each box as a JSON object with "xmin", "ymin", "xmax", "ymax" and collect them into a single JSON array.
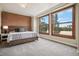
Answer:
[
  {"xmin": 51, "ymin": 5, "xmax": 75, "ymax": 39},
  {"xmin": 39, "ymin": 14, "xmax": 50, "ymax": 35}
]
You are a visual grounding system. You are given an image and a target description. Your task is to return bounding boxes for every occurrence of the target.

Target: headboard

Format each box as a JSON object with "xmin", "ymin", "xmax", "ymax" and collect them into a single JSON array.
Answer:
[{"xmin": 1, "ymin": 26, "xmax": 31, "ymax": 33}]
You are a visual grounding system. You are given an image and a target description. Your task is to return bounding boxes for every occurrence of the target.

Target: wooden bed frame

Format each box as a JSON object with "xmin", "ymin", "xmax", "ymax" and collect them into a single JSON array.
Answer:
[{"xmin": 0, "ymin": 37, "xmax": 38, "ymax": 48}]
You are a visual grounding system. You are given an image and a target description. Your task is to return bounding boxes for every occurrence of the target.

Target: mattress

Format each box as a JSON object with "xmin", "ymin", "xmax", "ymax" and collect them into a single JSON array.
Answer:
[{"xmin": 7, "ymin": 31, "xmax": 37, "ymax": 42}]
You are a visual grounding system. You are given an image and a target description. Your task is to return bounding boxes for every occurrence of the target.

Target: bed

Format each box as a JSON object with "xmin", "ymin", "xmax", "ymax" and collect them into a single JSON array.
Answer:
[
  {"xmin": 7, "ymin": 31, "xmax": 38, "ymax": 42},
  {"xmin": 4, "ymin": 31, "xmax": 38, "ymax": 46}
]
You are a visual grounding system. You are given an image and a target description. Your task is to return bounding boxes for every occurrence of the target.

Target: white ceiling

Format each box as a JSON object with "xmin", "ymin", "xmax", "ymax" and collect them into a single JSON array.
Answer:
[{"xmin": 0, "ymin": 3, "xmax": 59, "ymax": 16}]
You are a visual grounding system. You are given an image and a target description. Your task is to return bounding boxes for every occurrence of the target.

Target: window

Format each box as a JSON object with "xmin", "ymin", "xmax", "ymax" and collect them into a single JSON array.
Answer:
[
  {"xmin": 39, "ymin": 15, "xmax": 49, "ymax": 34},
  {"xmin": 51, "ymin": 6, "xmax": 75, "ymax": 39}
]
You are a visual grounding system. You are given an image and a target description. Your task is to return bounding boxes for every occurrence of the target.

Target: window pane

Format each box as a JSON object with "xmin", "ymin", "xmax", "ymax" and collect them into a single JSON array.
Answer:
[
  {"xmin": 52, "ymin": 8, "xmax": 73, "ymax": 36},
  {"xmin": 39, "ymin": 15, "xmax": 49, "ymax": 33}
]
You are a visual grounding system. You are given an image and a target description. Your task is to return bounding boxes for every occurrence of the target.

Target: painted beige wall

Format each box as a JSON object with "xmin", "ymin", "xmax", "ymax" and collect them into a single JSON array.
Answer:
[
  {"xmin": 75, "ymin": 4, "xmax": 79, "ymax": 53},
  {"xmin": 32, "ymin": 16, "xmax": 39, "ymax": 33},
  {"xmin": 36, "ymin": 4, "xmax": 79, "ymax": 49}
]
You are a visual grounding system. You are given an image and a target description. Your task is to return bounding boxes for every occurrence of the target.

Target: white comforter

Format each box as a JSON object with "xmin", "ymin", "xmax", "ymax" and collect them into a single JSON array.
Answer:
[{"xmin": 7, "ymin": 31, "xmax": 37, "ymax": 42}]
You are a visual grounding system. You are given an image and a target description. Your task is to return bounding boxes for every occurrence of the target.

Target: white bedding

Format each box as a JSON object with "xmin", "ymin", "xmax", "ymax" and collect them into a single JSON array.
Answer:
[{"xmin": 7, "ymin": 31, "xmax": 37, "ymax": 42}]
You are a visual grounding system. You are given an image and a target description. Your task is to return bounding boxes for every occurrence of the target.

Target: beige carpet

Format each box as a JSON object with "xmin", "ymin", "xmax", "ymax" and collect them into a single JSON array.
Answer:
[{"xmin": 0, "ymin": 38, "xmax": 78, "ymax": 56}]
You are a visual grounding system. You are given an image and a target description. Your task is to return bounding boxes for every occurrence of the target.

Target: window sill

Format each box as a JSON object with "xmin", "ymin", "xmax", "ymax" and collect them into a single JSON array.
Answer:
[
  {"xmin": 39, "ymin": 32, "xmax": 49, "ymax": 35},
  {"xmin": 52, "ymin": 34, "xmax": 75, "ymax": 39}
]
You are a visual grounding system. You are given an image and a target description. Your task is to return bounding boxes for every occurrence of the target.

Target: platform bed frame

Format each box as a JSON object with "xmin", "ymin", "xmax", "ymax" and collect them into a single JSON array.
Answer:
[{"xmin": 0, "ymin": 37, "xmax": 38, "ymax": 48}]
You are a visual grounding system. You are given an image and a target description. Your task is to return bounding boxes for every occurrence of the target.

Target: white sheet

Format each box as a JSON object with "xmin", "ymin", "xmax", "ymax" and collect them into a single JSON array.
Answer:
[{"xmin": 7, "ymin": 31, "xmax": 37, "ymax": 42}]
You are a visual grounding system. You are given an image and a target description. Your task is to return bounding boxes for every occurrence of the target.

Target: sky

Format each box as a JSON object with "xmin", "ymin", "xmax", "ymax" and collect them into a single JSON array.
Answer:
[
  {"xmin": 41, "ymin": 16, "xmax": 49, "ymax": 24},
  {"xmin": 57, "ymin": 8, "xmax": 72, "ymax": 23},
  {"xmin": 41, "ymin": 8, "xmax": 72, "ymax": 25}
]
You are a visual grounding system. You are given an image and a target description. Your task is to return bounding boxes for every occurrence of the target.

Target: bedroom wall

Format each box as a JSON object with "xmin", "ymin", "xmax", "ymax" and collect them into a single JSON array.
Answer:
[
  {"xmin": 75, "ymin": 4, "xmax": 79, "ymax": 53},
  {"xmin": 32, "ymin": 16, "xmax": 38, "ymax": 32},
  {"xmin": 36, "ymin": 3, "xmax": 79, "ymax": 49},
  {"xmin": 2, "ymin": 12, "xmax": 32, "ymax": 31},
  {"xmin": 0, "ymin": 5, "xmax": 2, "ymax": 34}
]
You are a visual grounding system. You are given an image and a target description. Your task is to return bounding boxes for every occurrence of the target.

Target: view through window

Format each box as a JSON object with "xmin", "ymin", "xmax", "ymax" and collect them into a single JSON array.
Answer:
[
  {"xmin": 52, "ymin": 7, "xmax": 73, "ymax": 36},
  {"xmin": 39, "ymin": 15, "xmax": 49, "ymax": 34},
  {"xmin": 39, "ymin": 5, "xmax": 75, "ymax": 39}
]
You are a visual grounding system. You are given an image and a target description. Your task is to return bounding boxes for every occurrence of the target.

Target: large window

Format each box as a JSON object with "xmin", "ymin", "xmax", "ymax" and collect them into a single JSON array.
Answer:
[
  {"xmin": 51, "ymin": 6, "xmax": 75, "ymax": 39},
  {"xmin": 39, "ymin": 5, "xmax": 75, "ymax": 39},
  {"xmin": 39, "ymin": 15, "xmax": 49, "ymax": 34}
]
